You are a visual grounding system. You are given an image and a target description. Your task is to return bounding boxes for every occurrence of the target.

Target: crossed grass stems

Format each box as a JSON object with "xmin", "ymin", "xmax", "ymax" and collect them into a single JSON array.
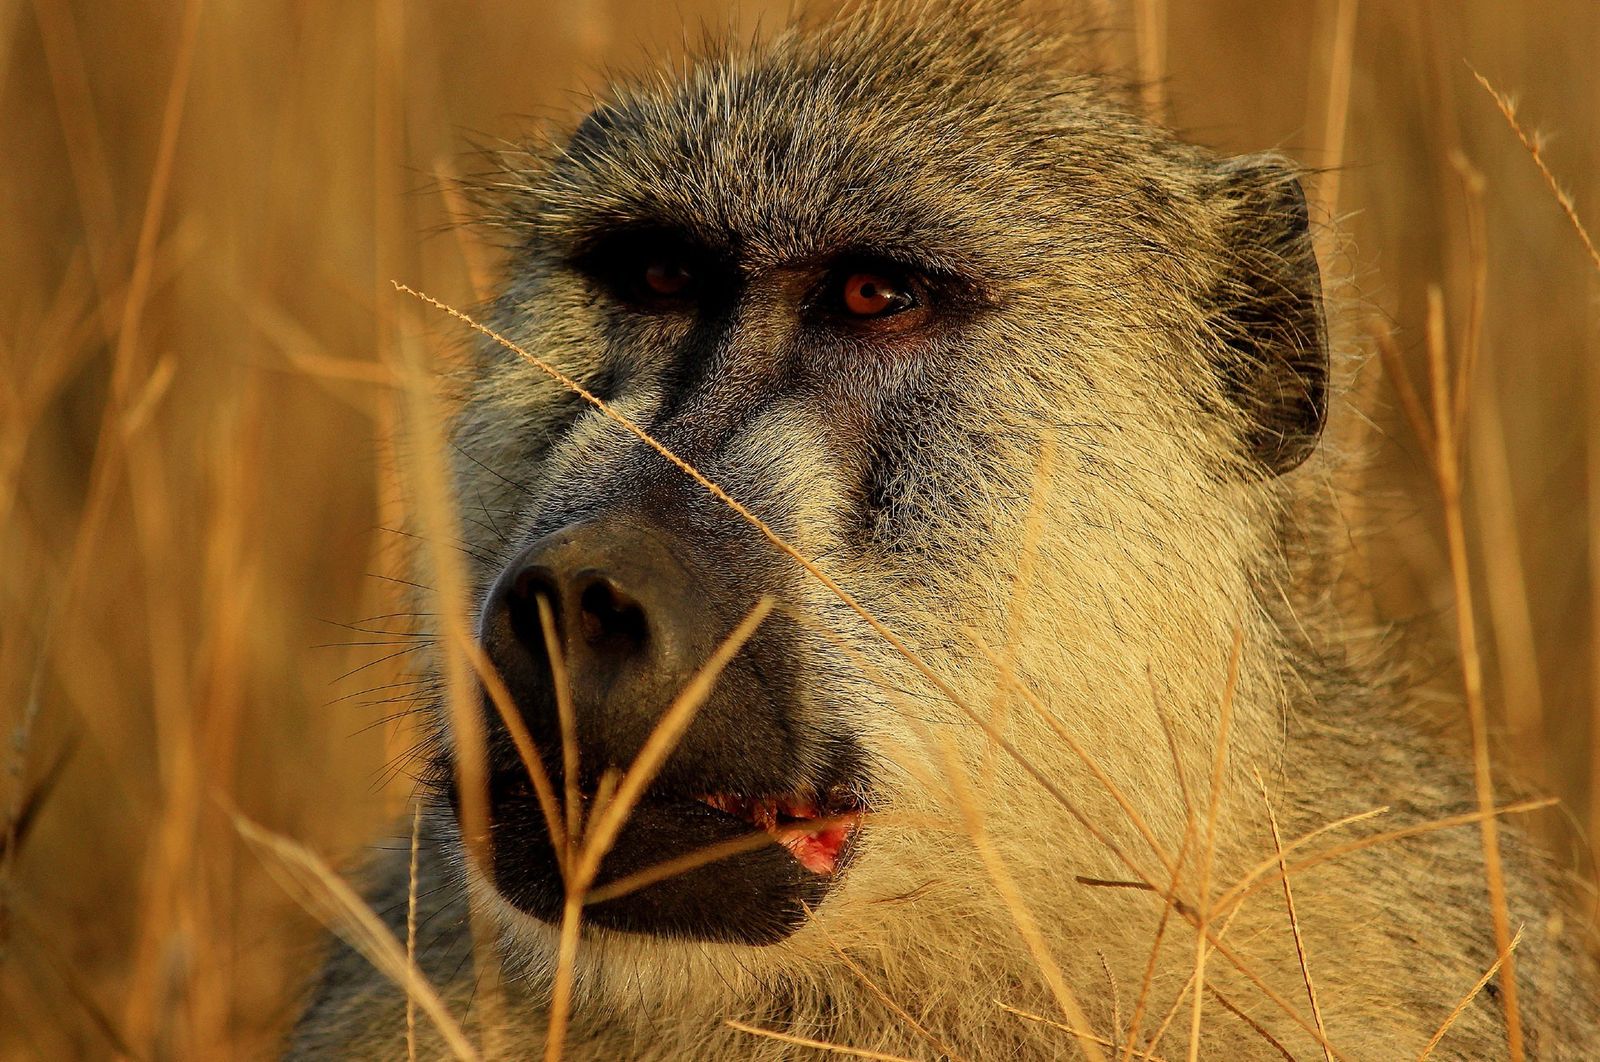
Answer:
[{"xmin": 244, "ymin": 279, "xmax": 1536, "ymax": 1062}]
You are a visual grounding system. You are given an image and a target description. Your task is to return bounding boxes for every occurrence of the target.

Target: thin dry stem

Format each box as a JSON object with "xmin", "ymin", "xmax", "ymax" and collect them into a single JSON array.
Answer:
[
  {"xmin": 431, "ymin": 154, "xmax": 498, "ymax": 303},
  {"xmin": 1369, "ymin": 322, "xmax": 1437, "ymax": 471},
  {"xmin": 1473, "ymin": 70, "xmax": 1600, "ymax": 275},
  {"xmin": 998, "ymin": 1000, "xmax": 1168, "ymax": 1061},
  {"xmin": 725, "ymin": 1020, "xmax": 919, "ymax": 1062},
  {"xmin": 461, "ymin": 636, "xmax": 568, "ymax": 872},
  {"xmin": 1426, "ymin": 284, "xmax": 1526, "ymax": 1061},
  {"xmin": 584, "ymin": 814, "xmax": 866, "ymax": 906},
  {"xmin": 939, "ymin": 739, "xmax": 1108, "ymax": 1062},
  {"xmin": 1311, "ymin": 0, "xmax": 1359, "ymax": 250},
  {"xmin": 572, "ymin": 597, "xmax": 775, "ymax": 884},
  {"xmin": 1120, "ymin": 793, "xmax": 1198, "ymax": 1062},
  {"xmin": 1207, "ymin": 986, "xmax": 1296, "ymax": 1062},
  {"xmin": 544, "ymin": 597, "xmax": 775, "ymax": 1062},
  {"xmin": 544, "ymin": 894, "xmax": 583, "ymax": 1062},
  {"xmin": 1216, "ymin": 799, "xmax": 1551, "ymax": 918},
  {"xmin": 1142, "ymin": 899, "xmax": 1247, "ymax": 1058},
  {"xmin": 1255, "ymin": 771, "xmax": 1331, "ymax": 1061},
  {"xmin": 1133, "ymin": 0, "xmax": 1166, "ymax": 120},
  {"xmin": 407, "ymin": 802, "xmax": 421, "ymax": 1062},
  {"xmin": 233, "ymin": 811, "xmax": 478, "ymax": 1061},
  {"xmin": 1416, "ymin": 926, "xmax": 1525, "ymax": 1061},
  {"xmin": 1187, "ymin": 628, "xmax": 1242, "ymax": 1062},
  {"xmin": 535, "ymin": 594, "xmax": 582, "ymax": 866}
]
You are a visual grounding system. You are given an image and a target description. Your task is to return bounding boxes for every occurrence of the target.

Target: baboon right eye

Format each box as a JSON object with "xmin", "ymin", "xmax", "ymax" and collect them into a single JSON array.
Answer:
[
  {"xmin": 577, "ymin": 232, "xmax": 709, "ymax": 312},
  {"xmin": 615, "ymin": 248, "xmax": 700, "ymax": 308},
  {"xmin": 642, "ymin": 256, "xmax": 694, "ymax": 298}
]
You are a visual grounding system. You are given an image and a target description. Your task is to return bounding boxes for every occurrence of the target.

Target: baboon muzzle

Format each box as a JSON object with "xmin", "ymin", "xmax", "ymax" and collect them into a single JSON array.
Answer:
[
  {"xmin": 470, "ymin": 514, "xmax": 865, "ymax": 944},
  {"xmin": 483, "ymin": 521, "xmax": 709, "ymax": 759}
]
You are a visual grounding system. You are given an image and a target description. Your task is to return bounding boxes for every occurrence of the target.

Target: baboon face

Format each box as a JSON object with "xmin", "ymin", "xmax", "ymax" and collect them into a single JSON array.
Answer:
[{"xmin": 440, "ymin": 25, "xmax": 1327, "ymax": 954}]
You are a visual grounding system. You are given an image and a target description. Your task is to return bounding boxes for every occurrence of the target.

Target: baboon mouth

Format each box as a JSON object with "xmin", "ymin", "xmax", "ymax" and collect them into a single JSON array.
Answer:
[
  {"xmin": 476, "ymin": 768, "xmax": 866, "ymax": 946},
  {"xmin": 696, "ymin": 792, "xmax": 862, "ymax": 875}
]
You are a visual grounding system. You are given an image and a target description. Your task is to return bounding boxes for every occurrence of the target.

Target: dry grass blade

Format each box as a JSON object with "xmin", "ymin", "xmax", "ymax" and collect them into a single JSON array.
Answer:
[
  {"xmin": 431, "ymin": 154, "xmax": 497, "ymax": 303},
  {"xmin": 1187, "ymin": 628, "xmax": 1242, "ymax": 1062},
  {"xmin": 1425, "ymin": 285, "xmax": 1526, "ymax": 1061},
  {"xmin": 1255, "ymin": 771, "xmax": 1331, "ymax": 1061},
  {"xmin": 573, "ymin": 596, "xmax": 775, "ymax": 882},
  {"xmin": 545, "ymin": 894, "xmax": 583, "ymax": 1062},
  {"xmin": 1369, "ymin": 322, "xmax": 1437, "ymax": 470},
  {"xmin": 1118, "ymin": 817, "xmax": 1194, "ymax": 1061},
  {"xmin": 807, "ymin": 906, "xmax": 965, "ymax": 1062},
  {"xmin": 535, "ymin": 594, "xmax": 582, "ymax": 865},
  {"xmin": 544, "ymin": 596, "xmax": 775, "ymax": 1062},
  {"xmin": 1207, "ymin": 987, "xmax": 1295, "ymax": 1062},
  {"xmin": 973, "ymin": 640, "xmax": 1177, "ymax": 879},
  {"xmin": 386, "ymin": 311, "xmax": 500, "ymax": 1056},
  {"xmin": 1133, "ymin": 0, "xmax": 1167, "ymax": 120},
  {"xmin": 1416, "ymin": 926, "xmax": 1524, "ymax": 1061},
  {"xmin": 581, "ymin": 830, "xmax": 777, "ymax": 905},
  {"xmin": 998, "ymin": 1000, "xmax": 1168, "ymax": 1061},
  {"xmin": 1311, "ymin": 0, "xmax": 1359, "ymax": 245},
  {"xmin": 1217, "ymin": 799, "xmax": 1551, "ymax": 917},
  {"xmin": 407, "ymin": 802, "xmax": 421, "ymax": 1062},
  {"xmin": 1472, "ymin": 70, "xmax": 1600, "ymax": 275},
  {"xmin": 725, "ymin": 1019, "xmax": 920, "ymax": 1061},
  {"xmin": 939, "ymin": 739, "xmax": 1108, "ymax": 1062},
  {"xmin": 1142, "ymin": 899, "xmax": 1247, "ymax": 1059},
  {"xmin": 1120, "ymin": 680, "xmax": 1200, "ymax": 1061},
  {"xmin": 232, "ymin": 811, "xmax": 479, "ymax": 1061},
  {"xmin": 1211, "ymin": 806, "xmax": 1392, "ymax": 909},
  {"xmin": 583, "ymin": 813, "xmax": 870, "ymax": 906},
  {"xmin": 110, "ymin": 0, "xmax": 205, "ymax": 401},
  {"xmin": 460, "ymin": 637, "xmax": 568, "ymax": 872}
]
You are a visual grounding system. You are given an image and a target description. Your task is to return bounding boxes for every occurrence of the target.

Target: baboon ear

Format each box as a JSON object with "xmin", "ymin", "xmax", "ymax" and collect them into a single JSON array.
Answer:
[{"xmin": 1210, "ymin": 154, "xmax": 1328, "ymax": 476}]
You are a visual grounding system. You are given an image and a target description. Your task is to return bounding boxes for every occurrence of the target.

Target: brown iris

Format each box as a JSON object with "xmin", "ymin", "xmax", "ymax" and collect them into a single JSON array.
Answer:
[
  {"xmin": 840, "ymin": 272, "xmax": 912, "ymax": 318},
  {"xmin": 643, "ymin": 257, "xmax": 694, "ymax": 297}
]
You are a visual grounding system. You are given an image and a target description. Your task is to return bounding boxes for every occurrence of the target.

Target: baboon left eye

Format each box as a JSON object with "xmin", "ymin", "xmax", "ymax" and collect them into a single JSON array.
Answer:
[{"xmin": 838, "ymin": 271, "xmax": 916, "ymax": 318}]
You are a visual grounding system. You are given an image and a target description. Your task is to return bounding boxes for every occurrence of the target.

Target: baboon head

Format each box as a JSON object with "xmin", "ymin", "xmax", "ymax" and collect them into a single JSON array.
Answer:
[{"xmin": 433, "ymin": 8, "xmax": 1328, "ymax": 990}]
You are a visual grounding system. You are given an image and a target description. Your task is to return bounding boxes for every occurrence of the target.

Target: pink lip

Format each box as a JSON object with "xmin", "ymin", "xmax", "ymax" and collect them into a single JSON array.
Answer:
[{"xmin": 696, "ymin": 793, "xmax": 861, "ymax": 875}]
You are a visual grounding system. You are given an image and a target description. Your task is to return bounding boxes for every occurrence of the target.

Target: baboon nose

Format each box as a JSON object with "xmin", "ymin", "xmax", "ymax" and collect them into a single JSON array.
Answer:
[
  {"xmin": 505, "ymin": 564, "xmax": 651, "ymax": 666},
  {"xmin": 479, "ymin": 521, "xmax": 712, "ymax": 764}
]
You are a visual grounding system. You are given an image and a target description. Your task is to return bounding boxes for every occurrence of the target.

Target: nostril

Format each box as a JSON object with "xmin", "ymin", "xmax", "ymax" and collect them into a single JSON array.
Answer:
[
  {"xmin": 576, "ymin": 574, "xmax": 648, "ymax": 650},
  {"xmin": 507, "ymin": 566, "xmax": 562, "ymax": 652}
]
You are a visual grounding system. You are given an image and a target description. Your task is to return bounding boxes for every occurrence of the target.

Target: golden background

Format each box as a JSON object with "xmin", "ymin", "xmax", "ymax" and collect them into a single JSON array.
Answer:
[{"xmin": 1, "ymin": 0, "xmax": 1596, "ymax": 1056}]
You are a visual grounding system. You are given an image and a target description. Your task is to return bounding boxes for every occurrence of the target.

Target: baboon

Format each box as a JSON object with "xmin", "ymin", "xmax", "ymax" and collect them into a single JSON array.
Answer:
[{"xmin": 293, "ymin": 5, "xmax": 1600, "ymax": 1058}]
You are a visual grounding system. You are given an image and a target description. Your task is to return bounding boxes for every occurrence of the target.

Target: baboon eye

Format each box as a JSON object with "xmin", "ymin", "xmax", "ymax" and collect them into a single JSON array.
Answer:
[
  {"xmin": 576, "ymin": 232, "xmax": 710, "ymax": 311},
  {"xmin": 839, "ymin": 271, "xmax": 915, "ymax": 318},
  {"xmin": 642, "ymin": 256, "xmax": 695, "ymax": 299}
]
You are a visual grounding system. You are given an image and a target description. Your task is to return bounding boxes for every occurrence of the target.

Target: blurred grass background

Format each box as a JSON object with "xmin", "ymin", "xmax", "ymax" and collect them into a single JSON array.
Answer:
[{"xmin": 1, "ymin": 0, "xmax": 1595, "ymax": 1056}]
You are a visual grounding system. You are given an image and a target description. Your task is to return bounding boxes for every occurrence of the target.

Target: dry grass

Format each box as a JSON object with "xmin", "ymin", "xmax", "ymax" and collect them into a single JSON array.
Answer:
[{"xmin": 1, "ymin": 1, "xmax": 1597, "ymax": 1058}]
